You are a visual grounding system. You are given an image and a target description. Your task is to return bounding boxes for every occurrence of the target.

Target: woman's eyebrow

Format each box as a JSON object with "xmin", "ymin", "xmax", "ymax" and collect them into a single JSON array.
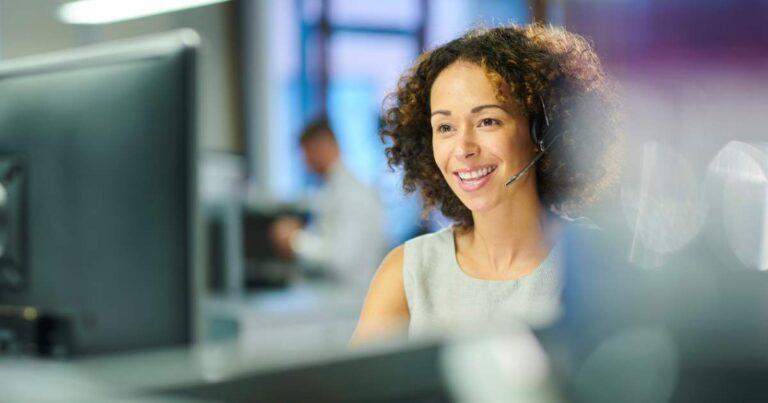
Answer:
[
  {"xmin": 470, "ymin": 104, "xmax": 507, "ymax": 114},
  {"xmin": 430, "ymin": 104, "xmax": 508, "ymax": 117}
]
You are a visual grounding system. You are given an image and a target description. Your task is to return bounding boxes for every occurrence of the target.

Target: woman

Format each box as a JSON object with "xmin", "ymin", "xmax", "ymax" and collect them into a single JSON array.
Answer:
[{"xmin": 352, "ymin": 24, "xmax": 620, "ymax": 342}]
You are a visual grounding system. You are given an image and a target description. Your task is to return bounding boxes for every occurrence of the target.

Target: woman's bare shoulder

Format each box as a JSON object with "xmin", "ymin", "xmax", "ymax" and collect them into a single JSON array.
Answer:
[
  {"xmin": 350, "ymin": 245, "xmax": 408, "ymax": 345},
  {"xmin": 363, "ymin": 245, "xmax": 406, "ymax": 312},
  {"xmin": 378, "ymin": 244, "xmax": 405, "ymax": 276}
]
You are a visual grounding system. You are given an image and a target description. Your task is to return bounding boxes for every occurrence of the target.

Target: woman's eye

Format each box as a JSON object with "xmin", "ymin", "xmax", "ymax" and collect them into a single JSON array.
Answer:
[
  {"xmin": 436, "ymin": 124, "xmax": 452, "ymax": 133},
  {"xmin": 478, "ymin": 118, "xmax": 500, "ymax": 127}
]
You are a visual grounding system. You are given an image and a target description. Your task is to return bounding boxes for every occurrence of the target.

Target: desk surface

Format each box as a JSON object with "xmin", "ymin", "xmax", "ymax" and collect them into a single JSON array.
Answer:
[
  {"xmin": 0, "ymin": 330, "xmax": 452, "ymax": 402},
  {"xmin": 0, "ymin": 323, "xmax": 552, "ymax": 403},
  {"xmin": 0, "ymin": 280, "xmax": 370, "ymax": 402}
]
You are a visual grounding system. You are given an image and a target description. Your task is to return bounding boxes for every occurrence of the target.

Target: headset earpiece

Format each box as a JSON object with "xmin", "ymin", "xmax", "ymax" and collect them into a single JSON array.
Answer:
[
  {"xmin": 505, "ymin": 94, "xmax": 556, "ymax": 187},
  {"xmin": 530, "ymin": 114, "xmax": 546, "ymax": 152},
  {"xmin": 530, "ymin": 94, "xmax": 551, "ymax": 152}
]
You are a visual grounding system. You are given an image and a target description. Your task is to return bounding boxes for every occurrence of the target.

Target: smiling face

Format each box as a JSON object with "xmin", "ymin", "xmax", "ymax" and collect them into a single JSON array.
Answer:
[{"xmin": 430, "ymin": 61, "xmax": 538, "ymax": 213}]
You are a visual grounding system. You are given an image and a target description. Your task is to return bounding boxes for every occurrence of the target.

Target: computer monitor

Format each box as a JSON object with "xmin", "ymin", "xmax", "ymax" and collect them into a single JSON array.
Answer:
[{"xmin": 0, "ymin": 30, "xmax": 201, "ymax": 356}]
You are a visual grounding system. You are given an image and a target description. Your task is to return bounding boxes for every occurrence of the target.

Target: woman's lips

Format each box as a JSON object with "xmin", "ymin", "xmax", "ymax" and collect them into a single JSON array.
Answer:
[{"xmin": 453, "ymin": 167, "xmax": 497, "ymax": 192}]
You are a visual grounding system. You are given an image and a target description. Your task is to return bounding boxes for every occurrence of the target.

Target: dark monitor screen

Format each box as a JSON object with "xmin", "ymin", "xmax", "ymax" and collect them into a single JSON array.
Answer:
[{"xmin": 0, "ymin": 31, "xmax": 199, "ymax": 356}]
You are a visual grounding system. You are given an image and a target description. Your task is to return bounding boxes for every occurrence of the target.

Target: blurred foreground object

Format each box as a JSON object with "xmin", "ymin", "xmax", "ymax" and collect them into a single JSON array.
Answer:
[
  {"xmin": 0, "ymin": 30, "xmax": 202, "ymax": 357},
  {"xmin": 705, "ymin": 141, "xmax": 768, "ymax": 271},
  {"xmin": 556, "ymin": 224, "xmax": 768, "ymax": 403}
]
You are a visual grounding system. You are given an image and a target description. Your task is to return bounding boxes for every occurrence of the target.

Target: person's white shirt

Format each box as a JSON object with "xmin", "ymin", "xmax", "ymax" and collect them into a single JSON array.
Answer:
[{"xmin": 291, "ymin": 161, "xmax": 387, "ymax": 292}]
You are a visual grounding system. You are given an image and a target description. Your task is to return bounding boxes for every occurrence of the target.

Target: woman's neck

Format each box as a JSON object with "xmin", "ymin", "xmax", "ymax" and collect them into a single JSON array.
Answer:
[{"xmin": 461, "ymin": 183, "xmax": 554, "ymax": 277}]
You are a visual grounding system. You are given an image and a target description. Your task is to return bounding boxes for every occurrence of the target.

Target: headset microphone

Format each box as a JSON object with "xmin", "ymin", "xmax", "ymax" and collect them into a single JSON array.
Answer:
[
  {"xmin": 505, "ymin": 95, "xmax": 560, "ymax": 188},
  {"xmin": 504, "ymin": 151, "xmax": 546, "ymax": 187}
]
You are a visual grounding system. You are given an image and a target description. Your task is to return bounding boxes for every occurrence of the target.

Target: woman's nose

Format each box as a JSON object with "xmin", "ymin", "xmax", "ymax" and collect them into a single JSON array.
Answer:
[{"xmin": 453, "ymin": 129, "xmax": 479, "ymax": 159}]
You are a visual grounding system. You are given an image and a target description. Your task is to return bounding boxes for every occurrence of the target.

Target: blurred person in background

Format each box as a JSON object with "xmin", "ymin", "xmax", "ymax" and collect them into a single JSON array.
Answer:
[
  {"xmin": 271, "ymin": 118, "xmax": 387, "ymax": 293},
  {"xmin": 352, "ymin": 23, "xmax": 621, "ymax": 343}
]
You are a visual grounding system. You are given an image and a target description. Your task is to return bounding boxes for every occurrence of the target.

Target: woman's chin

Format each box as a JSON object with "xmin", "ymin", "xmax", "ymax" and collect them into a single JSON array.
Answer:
[
  {"xmin": 449, "ymin": 183, "xmax": 504, "ymax": 214},
  {"xmin": 460, "ymin": 198, "xmax": 498, "ymax": 215}
]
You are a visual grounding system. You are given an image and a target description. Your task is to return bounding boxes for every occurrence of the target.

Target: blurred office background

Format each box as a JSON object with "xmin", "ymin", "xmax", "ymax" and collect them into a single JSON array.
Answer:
[{"xmin": 1, "ymin": 0, "xmax": 768, "ymax": 401}]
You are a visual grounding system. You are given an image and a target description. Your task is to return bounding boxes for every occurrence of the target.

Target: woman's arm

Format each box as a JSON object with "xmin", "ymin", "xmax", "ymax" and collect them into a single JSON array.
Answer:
[{"xmin": 349, "ymin": 245, "xmax": 410, "ymax": 345}]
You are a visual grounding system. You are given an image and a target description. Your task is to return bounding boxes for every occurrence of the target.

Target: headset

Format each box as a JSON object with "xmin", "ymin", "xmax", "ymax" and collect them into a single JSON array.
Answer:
[{"xmin": 504, "ymin": 95, "xmax": 561, "ymax": 187}]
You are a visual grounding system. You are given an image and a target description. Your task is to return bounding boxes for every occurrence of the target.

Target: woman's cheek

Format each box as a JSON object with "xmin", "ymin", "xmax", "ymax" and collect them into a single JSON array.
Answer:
[{"xmin": 432, "ymin": 143, "xmax": 449, "ymax": 173}]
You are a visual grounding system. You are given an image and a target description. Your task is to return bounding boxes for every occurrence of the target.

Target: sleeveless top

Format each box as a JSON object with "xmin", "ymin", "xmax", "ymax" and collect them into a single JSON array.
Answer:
[{"xmin": 403, "ymin": 226, "xmax": 563, "ymax": 338}]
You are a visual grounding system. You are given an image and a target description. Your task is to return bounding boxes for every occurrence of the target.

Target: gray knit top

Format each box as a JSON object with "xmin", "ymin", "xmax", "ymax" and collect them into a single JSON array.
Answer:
[{"xmin": 403, "ymin": 226, "xmax": 563, "ymax": 338}]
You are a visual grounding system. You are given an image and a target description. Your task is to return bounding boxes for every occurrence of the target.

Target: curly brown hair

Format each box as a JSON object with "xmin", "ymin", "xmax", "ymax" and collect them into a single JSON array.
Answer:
[{"xmin": 381, "ymin": 23, "xmax": 622, "ymax": 228}]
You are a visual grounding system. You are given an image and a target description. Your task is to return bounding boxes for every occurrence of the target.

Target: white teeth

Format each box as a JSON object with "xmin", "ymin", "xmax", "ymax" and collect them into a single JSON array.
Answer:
[{"xmin": 457, "ymin": 166, "xmax": 495, "ymax": 181}]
